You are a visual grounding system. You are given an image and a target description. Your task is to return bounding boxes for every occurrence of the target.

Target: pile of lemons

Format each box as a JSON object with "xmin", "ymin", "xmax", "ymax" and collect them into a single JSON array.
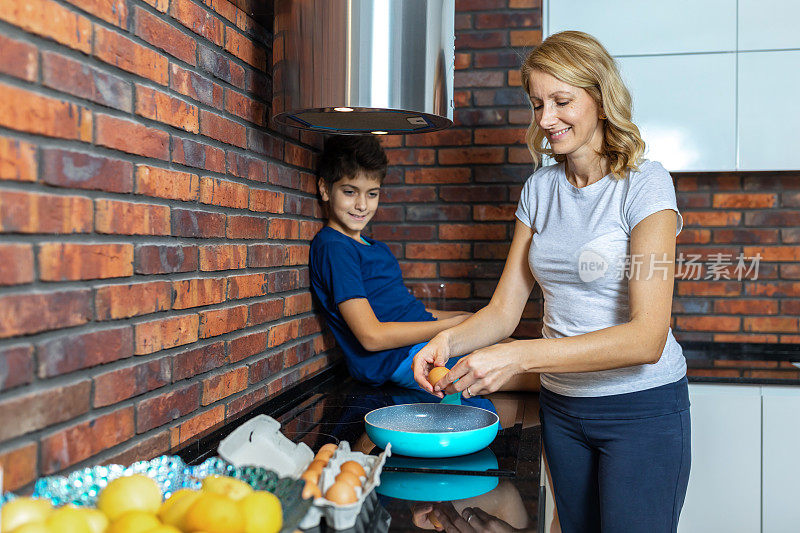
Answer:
[{"xmin": 1, "ymin": 474, "xmax": 282, "ymax": 533}]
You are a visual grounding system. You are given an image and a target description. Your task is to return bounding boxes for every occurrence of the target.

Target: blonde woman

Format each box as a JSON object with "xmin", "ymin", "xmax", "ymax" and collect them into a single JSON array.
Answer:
[{"xmin": 413, "ymin": 31, "xmax": 689, "ymax": 532}]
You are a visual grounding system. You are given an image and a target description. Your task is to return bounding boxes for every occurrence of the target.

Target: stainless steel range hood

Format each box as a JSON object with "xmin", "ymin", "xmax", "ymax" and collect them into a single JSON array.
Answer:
[{"xmin": 272, "ymin": 0, "xmax": 455, "ymax": 134}]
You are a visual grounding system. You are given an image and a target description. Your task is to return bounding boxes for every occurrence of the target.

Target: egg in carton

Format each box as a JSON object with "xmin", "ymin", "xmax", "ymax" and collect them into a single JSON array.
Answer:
[{"xmin": 298, "ymin": 440, "xmax": 390, "ymax": 530}]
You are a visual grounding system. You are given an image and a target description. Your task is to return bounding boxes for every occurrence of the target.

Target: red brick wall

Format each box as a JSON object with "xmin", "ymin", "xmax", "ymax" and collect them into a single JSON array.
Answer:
[{"xmin": 0, "ymin": 0, "xmax": 333, "ymax": 490}]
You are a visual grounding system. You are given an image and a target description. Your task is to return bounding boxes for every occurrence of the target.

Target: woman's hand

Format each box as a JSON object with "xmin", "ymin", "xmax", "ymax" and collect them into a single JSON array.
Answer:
[
  {"xmin": 438, "ymin": 341, "xmax": 526, "ymax": 398},
  {"xmin": 412, "ymin": 333, "xmax": 452, "ymax": 398}
]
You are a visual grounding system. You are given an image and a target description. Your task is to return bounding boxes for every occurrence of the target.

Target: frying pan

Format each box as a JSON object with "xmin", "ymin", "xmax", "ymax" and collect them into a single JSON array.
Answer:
[{"xmin": 364, "ymin": 403, "xmax": 499, "ymax": 458}]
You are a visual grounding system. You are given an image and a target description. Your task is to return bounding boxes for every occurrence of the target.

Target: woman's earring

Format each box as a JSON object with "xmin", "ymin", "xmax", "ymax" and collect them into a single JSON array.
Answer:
[{"xmin": 599, "ymin": 113, "xmax": 607, "ymax": 120}]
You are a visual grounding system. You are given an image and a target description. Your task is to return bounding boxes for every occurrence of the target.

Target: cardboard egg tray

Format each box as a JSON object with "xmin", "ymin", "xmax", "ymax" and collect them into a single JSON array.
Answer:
[{"xmin": 217, "ymin": 414, "xmax": 390, "ymax": 530}]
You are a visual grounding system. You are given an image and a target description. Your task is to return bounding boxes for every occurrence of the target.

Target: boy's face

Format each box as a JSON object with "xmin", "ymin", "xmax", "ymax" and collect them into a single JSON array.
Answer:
[{"xmin": 319, "ymin": 171, "xmax": 381, "ymax": 239}]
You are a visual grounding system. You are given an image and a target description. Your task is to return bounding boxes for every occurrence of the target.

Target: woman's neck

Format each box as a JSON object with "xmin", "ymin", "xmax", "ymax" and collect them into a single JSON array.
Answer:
[{"xmin": 564, "ymin": 155, "xmax": 609, "ymax": 188}]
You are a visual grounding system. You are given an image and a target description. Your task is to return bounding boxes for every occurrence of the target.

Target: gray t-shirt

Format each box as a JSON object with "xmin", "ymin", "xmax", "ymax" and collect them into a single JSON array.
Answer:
[{"xmin": 515, "ymin": 160, "xmax": 686, "ymax": 397}]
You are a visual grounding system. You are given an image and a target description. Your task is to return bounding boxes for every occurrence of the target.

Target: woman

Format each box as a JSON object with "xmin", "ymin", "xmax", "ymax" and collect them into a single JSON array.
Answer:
[{"xmin": 413, "ymin": 31, "xmax": 690, "ymax": 532}]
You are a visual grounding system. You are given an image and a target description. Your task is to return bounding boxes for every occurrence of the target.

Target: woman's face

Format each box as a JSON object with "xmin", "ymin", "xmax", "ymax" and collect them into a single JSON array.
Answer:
[{"xmin": 528, "ymin": 70, "xmax": 605, "ymax": 161}]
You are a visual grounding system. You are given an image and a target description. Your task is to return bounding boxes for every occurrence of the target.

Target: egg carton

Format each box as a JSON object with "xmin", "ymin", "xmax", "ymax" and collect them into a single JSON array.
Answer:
[{"xmin": 217, "ymin": 414, "xmax": 390, "ymax": 530}]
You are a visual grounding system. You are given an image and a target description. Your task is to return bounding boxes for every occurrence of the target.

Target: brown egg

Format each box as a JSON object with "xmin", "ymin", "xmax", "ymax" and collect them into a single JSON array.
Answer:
[
  {"xmin": 335, "ymin": 470, "xmax": 361, "ymax": 487},
  {"xmin": 306, "ymin": 459, "xmax": 327, "ymax": 473},
  {"xmin": 324, "ymin": 481, "xmax": 358, "ymax": 505},
  {"xmin": 315, "ymin": 449, "xmax": 334, "ymax": 462},
  {"xmin": 301, "ymin": 469, "xmax": 320, "ymax": 484},
  {"xmin": 302, "ymin": 479, "xmax": 322, "ymax": 500},
  {"xmin": 339, "ymin": 460, "xmax": 366, "ymax": 478},
  {"xmin": 319, "ymin": 443, "xmax": 338, "ymax": 455},
  {"xmin": 427, "ymin": 366, "xmax": 449, "ymax": 387}
]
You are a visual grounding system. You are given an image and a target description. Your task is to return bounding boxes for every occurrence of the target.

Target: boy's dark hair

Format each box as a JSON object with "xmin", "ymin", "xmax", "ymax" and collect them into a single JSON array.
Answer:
[{"xmin": 318, "ymin": 135, "xmax": 388, "ymax": 184}]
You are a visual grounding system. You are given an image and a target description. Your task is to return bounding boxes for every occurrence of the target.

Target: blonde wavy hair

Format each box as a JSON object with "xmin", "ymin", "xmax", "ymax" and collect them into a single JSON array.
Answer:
[{"xmin": 521, "ymin": 31, "xmax": 645, "ymax": 179}]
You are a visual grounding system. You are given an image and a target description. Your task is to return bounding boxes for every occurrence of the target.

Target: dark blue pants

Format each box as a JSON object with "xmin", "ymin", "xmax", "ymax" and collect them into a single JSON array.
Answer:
[{"xmin": 540, "ymin": 377, "xmax": 691, "ymax": 533}]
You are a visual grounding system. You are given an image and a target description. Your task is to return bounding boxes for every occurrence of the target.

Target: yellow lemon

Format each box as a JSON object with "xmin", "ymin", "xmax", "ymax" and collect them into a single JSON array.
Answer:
[
  {"xmin": 97, "ymin": 475, "xmax": 162, "ymax": 521},
  {"xmin": 238, "ymin": 491, "xmax": 282, "ymax": 533},
  {"xmin": 106, "ymin": 511, "xmax": 160, "ymax": 533},
  {"xmin": 157, "ymin": 489, "xmax": 201, "ymax": 529},
  {"xmin": 201, "ymin": 475, "xmax": 253, "ymax": 501},
  {"xmin": 82, "ymin": 508, "xmax": 110, "ymax": 533},
  {"xmin": 143, "ymin": 526, "xmax": 182, "ymax": 533},
  {"xmin": 183, "ymin": 492, "xmax": 244, "ymax": 533},
  {"xmin": 11, "ymin": 522, "xmax": 52, "ymax": 533},
  {"xmin": 1, "ymin": 497, "xmax": 53, "ymax": 532},
  {"xmin": 45, "ymin": 507, "xmax": 92, "ymax": 533}
]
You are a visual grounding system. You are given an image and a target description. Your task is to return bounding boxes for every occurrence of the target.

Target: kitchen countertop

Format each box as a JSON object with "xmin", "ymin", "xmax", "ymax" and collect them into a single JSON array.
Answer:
[{"xmin": 173, "ymin": 341, "xmax": 800, "ymax": 532}]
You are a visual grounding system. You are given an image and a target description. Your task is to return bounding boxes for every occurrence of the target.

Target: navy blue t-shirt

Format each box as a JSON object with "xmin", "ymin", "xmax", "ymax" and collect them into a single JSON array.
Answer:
[{"xmin": 309, "ymin": 226, "xmax": 435, "ymax": 385}]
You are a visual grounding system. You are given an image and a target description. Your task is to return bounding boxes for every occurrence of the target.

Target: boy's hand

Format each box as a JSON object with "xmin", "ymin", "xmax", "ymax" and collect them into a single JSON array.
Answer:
[{"xmin": 412, "ymin": 334, "xmax": 451, "ymax": 398}]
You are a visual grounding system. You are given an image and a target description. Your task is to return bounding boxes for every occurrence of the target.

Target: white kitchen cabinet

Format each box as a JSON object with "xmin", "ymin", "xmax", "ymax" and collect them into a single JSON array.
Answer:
[
  {"xmin": 761, "ymin": 387, "xmax": 800, "ymax": 533},
  {"xmin": 679, "ymin": 384, "xmax": 761, "ymax": 533},
  {"xmin": 737, "ymin": 50, "xmax": 800, "ymax": 171},
  {"xmin": 545, "ymin": 0, "xmax": 736, "ymax": 56},
  {"xmin": 739, "ymin": 0, "xmax": 800, "ymax": 51},
  {"xmin": 616, "ymin": 54, "xmax": 737, "ymax": 172}
]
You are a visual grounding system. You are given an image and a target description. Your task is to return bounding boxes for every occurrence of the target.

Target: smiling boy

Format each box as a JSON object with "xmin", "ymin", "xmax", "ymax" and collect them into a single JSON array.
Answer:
[{"xmin": 309, "ymin": 135, "xmax": 471, "ymax": 388}]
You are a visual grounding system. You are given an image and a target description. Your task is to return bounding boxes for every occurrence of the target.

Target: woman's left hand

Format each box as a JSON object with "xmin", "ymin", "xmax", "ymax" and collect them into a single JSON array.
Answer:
[{"xmin": 437, "ymin": 341, "xmax": 526, "ymax": 398}]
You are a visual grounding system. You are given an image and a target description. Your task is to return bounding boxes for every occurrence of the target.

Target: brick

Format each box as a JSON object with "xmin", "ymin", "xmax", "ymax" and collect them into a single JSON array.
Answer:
[
  {"xmin": 473, "ymin": 204, "xmax": 516, "ymax": 221},
  {"xmin": 743, "ymin": 246, "xmax": 800, "ymax": 262},
  {"xmin": 455, "ymin": 71, "xmax": 505, "ymax": 88},
  {"xmin": 96, "ymin": 281, "xmax": 171, "ymax": 320},
  {"xmin": 37, "ymin": 327, "xmax": 132, "ymax": 379},
  {"xmin": 508, "ymin": 70, "xmax": 522, "ymax": 87},
  {"xmin": 744, "ymin": 317, "xmax": 799, "ymax": 333},
  {"xmin": 455, "ymin": 31, "xmax": 506, "ymax": 49},
  {"xmin": 134, "ymin": 314, "xmax": 199, "ymax": 355},
  {"xmin": 712, "ymin": 193, "xmax": 776, "ymax": 209},
  {"xmin": 676, "ymin": 281, "xmax": 743, "ymax": 297},
  {"xmin": 287, "ymin": 244, "xmax": 309, "ymax": 265},
  {"xmin": 406, "ymin": 243, "xmax": 471, "ymax": 260},
  {"xmin": 199, "ymin": 244, "xmax": 247, "ymax": 271},
  {"xmin": 676, "ymin": 174, "xmax": 740, "ymax": 191},
  {"xmin": 510, "ymin": 29, "xmax": 543, "ymax": 47},
  {"xmin": 0, "ymin": 290, "xmax": 91, "ymax": 339},
  {"xmin": 0, "ymin": 243, "xmax": 33, "ymax": 285},
  {"xmin": 268, "ymin": 218, "xmax": 299, "ymax": 239},
  {"xmin": 95, "ymin": 199, "xmax": 170, "ymax": 236},
  {"xmin": 475, "ymin": 128, "xmax": 528, "ymax": 145},
  {"xmin": 200, "ymin": 110, "xmax": 247, "ymax": 147},
  {"xmin": 0, "ymin": 34, "xmax": 37, "ymax": 82},
  {"xmin": 0, "ymin": 344, "xmax": 33, "ymax": 391},
  {"xmin": 381, "ymin": 187, "xmax": 438, "ymax": 204},
  {"xmin": 0, "ymin": 442, "xmax": 37, "ymax": 491},
  {"xmin": 385, "ymin": 148, "xmax": 436, "ymax": 166},
  {"xmin": 39, "ymin": 243, "xmax": 132, "ymax": 281},
  {"xmin": 199, "ymin": 176, "xmax": 249, "ymax": 208},
  {"xmin": 42, "ymin": 148, "xmax": 133, "ymax": 193},
  {"xmin": 170, "ymin": 64, "xmax": 223, "ymax": 108},
  {"xmin": 172, "ymin": 405, "xmax": 225, "ymax": 445},
  {"xmin": 440, "ymin": 223, "xmax": 506, "ymax": 240},
  {"xmin": 783, "ymin": 229, "xmax": 800, "ymax": 244},
  {"xmin": 173, "ymin": 137, "xmax": 226, "ymax": 173},
  {"xmin": 406, "ymin": 167, "xmax": 471, "ymax": 184},
  {"xmin": 96, "ymin": 114, "xmax": 169, "ymax": 160},
  {"xmin": 248, "ymin": 244, "xmax": 286, "ymax": 267},
  {"xmin": 135, "ymin": 6, "xmax": 196, "ymax": 65},
  {"xmin": 508, "ymin": 147, "xmax": 533, "ymax": 164},
  {"xmin": 455, "ymin": 52, "xmax": 471, "ymax": 70},
  {"xmin": 249, "ymin": 130, "xmax": 284, "ymax": 159},
  {"xmin": 410, "ymin": 282, "xmax": 471, "ymax": 299},
  {"xmin": 41, "ymin": 407, "xmax": 135, "ymax": 474},
  {"xmin": 248, "ymin": 298, "xmax": 284, "ymax": 326},
  {"xmin": 399, "ymin": 262, "xmax": 437, "ymax": 279},
  {"xmin": 248, "ymin": 352, "xmax": 282, "ymax": 383},
  {"xmin": 407, "ymin": 205, "xmax": 471, "ymax": 221},
  {"xmin": 284, "ymin": 293, "xmax": 312, "ymax": 316},
  {"xmin": 172, "ymin": 277, "xmax": 227, "ymax": 309},
  {"xmin": 268, "ymin": 320, "xmax": 299, "ymax": 348},
  {"xmin": 135, "ymin": 245, "xmax": 198, "ymax": 274},
  {"xmin": 0, "ymin": 82, "xmax": 92, "ymax": 141},
  {"xmin": 94, "ymin": 26, "xmax": 168, "ymax": 85},
  {"xmin": 677, "ymin": 229, "xmax": 712, "ymax": 244},
  {"xmin": 474, "ymin": 243, "xmax": 511, "ymax": 259},
  {"xmin": 0, "ymin": 0, "xmax": 92, "ymax": 53},
  {"xmin": 713, "ymin": 228, "xmax": 778, "ymax": 244},
  {"xmin": 682, "ymin": 211, "xmax": 742, "ymax": 226},
  {"xmin": 372, "ymin": 225, "xmax": 436, "ymax": 241},
  {"xmin": 225, "ymin": 27, "xmax": 267, "ymax": 71},
  {"xmin": 0, "ymin": 190, "xmax": 92, "ymax": 234},
  {"xmin": 473, "ymin": 52, "xmax": 525, "ymax": 70},
  {"xmin": 441, "ymin": 262, "xmax": 504, "ymax": 279},
  {"xmin": 65, "ymin": 0, "xmax": 127, "ymax": 26},
  {"xmin": 747, "ymin": 281, "xmax": 800, "ymax": 297},
  {"xmin": 268, "ymin": 269, "xmax": 300, "ymax": 292},
  {"xmin": 142, "ymin": 0, "xmax": 169, "ymax": 12},
  {"xmin": 94, "ymin": 357, "xmax": 171, "ymax": 407},
  {"xmin": 405, "ymin": 129, "xmax": 472, "ymax": 147},
  {"xmin": 713, "ymin": 299, "xmax": 779, "ymax": 315},
  {"xmin": 227, "ymin": 151, "xmax": 268, "ymax": 182},
  {"xmin": 675, "ymin": 316, "xmax": 741, "ymax": 332},
  {"xmin": 170, "ymin": 0, "xmax": 224, "ymax": 45},
  {"xmin": 0, "ymin": 136, "xmax": 36, "ymax": 182},
  {"xmin": 136, "ymin": 383, "xmax": 199, "ymax": 433},
  {"xmin": 228, "ymin": 331, "xmax": 268, "ymax": 363},
  {"xmin": 285, "ymin": 143, "xmax": 314, "ymax": 169},
  {"xmin": 136, "ymin": 84, "xmax": 199, "ymax": 133},
  {"xmin": 0, "ymin": 380, "xmax": 90, "ymax": 441},
  {"xmin": 225, "ymin": 90, "xmax": 266, "ymax": 126},
  {"xmin": 268, "ymin": 164, "xmax": 300, "ymax": 189},
  {"xmin": 173, "ymin": 341, "xmax": 227, "ymax": 381},
  {"xmin": 745, "ymin": 211, "xmax": 800, "ymax": 226},
  {"xmin": 779, "ymin": 265, "xmax": 800, "ymax": 280},
  {"xmin": 476, "ymin": 12, "xmax": 540, "ymax": 29},
  {"xmin": 134, "ymin": 166, "xmax": 198, "ymax": 202},
  {"xmin": 199, "ymin": 44, "xmax": 245, "ymax": 88},
  {"xmin": 171, "ymin": 208, "xmax": 226, "ymax": 238},
  {"xmin": 781, "ymin": 301, "xmax": 800, "ymax": 315},
  {"xmin": 199, "ymin": 305, "xmax": 248, "ymax": 338},
  {"xmin": 438, "ymin": 147, "xmax": 505, "ymax": 165},
  {"xmin": 440, "ymin": 185, "xmax": 508, "ymax": 202},
  {"xmin": 249, "ymin": 189, "xmax": 284, "ymax": 213},
  {"xmin": 201, "ymin": 366, "xmax": 248, "ymax": 405},
  {"xmin": 227, "ymin": 273, "xmax": 268, "ymax": 299}
]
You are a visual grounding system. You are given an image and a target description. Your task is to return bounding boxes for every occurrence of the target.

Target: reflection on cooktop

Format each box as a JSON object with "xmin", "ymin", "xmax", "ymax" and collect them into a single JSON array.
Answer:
[{"xmin": 273, "ymin": 381, "xmax": 524, "ymax": 477}]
